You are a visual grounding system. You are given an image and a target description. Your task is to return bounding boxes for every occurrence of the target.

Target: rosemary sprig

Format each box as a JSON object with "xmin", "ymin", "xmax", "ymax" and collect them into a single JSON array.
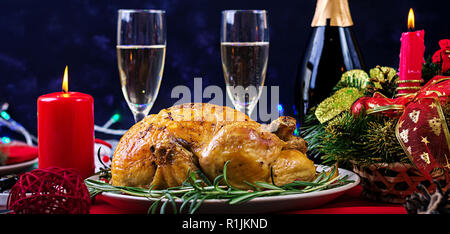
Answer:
[{"xmin": 85, "ymin": 161, "xmax": 353, "ymax": 214}]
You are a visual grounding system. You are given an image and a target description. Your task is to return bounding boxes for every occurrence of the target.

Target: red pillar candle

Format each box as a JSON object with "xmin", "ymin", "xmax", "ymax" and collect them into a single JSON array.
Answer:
[
  {"xmin": 397, "ymin": 8, "xmax": 425, "ymax": 96},
  {"xmin": 37, "ymin": 66, "xmax": 94, "ymax": 178}
]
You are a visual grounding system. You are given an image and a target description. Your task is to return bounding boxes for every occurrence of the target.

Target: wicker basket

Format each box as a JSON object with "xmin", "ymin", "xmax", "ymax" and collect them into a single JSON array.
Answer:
[{"xmin": 352, "ymin": 162, "xmax": 450, "ymax": 203}]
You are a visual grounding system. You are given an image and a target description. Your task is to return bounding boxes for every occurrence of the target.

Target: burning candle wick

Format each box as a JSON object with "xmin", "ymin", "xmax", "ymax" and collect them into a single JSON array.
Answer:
[
  {"xmin": 407, "ymin": 8, "xmax": 415, "ymax": 32},
  {"xmin": 62, "ymin": 65, "xmax": 69, "ymax": 93}
]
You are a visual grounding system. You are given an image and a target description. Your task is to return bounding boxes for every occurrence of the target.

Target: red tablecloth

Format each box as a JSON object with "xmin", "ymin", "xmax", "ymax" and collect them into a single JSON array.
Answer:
[
  {"xmin": 90, "ymin": 185, "xmax": 407, "ymax": 214},
  {"xmin": 1, "ymin": 143, "xmax": 407, "ymax": 214}
]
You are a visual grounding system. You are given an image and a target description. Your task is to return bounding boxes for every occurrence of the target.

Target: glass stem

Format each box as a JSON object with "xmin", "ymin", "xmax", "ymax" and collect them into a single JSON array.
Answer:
[
  {"xmin": 243, "ymin": 93, "xmax": 252, "ymax": 118},
  {"xmin": 133, "ymin": 112, "xmax": 147, "ymax": 123},
  {"xmin": 241, "ymin": 106, "xmax": 253, "ymax": 119}
]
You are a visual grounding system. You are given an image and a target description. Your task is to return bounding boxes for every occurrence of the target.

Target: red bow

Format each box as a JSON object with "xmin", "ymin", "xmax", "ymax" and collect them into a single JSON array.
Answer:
[
  {"xmin": 352, "ymin": 76, "xmax": 450, "ymax": 180},
  {"xmin": 432, "ymin": 39, "xmax": 450, "ymax": 74}
]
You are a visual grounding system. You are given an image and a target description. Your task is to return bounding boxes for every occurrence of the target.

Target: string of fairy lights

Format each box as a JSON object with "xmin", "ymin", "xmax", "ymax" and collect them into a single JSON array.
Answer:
[{"xmin": 0, "ymin": 102, "xmax": 127, "ymax": 146}]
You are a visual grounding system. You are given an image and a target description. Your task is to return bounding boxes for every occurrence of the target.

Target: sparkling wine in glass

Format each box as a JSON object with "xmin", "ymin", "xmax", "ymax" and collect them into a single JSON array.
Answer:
[
  {"xmin": 220, "ymin": 10, "xmax": 269, "ymax": 117},
  {"xmin": 117, "ymin": 9, "xmax": 166, "ymax": 123}
]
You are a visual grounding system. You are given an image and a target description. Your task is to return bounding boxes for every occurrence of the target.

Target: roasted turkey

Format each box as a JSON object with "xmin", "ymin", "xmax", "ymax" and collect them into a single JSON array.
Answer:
[{"xmin": 111, "ymin": 103, "xmax": 315, "ymax": 189}]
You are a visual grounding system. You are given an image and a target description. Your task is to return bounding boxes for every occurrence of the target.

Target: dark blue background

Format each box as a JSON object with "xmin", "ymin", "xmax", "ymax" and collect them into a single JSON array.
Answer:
[{"xmin": 0, "ymin": 0, "xmax": 449, "ymax": 137}]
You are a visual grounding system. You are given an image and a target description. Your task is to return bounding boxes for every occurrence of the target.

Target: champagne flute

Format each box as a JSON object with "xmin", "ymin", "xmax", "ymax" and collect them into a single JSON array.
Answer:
[
  {"xmin": 117, "ymin": 9, "xmax": 166, "ymax": 123},
  {"xmin": 220, "ymin": 10, "xmax": 269, "ymax": 117}
]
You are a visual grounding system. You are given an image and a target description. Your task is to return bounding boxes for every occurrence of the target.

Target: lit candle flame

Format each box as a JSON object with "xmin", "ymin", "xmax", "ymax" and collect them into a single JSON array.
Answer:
[
  {"xmin": 407, "ymin": 8, "xmax": 415, "ymax": 31},
  {"xmin": 62, "ymin": 65, "xmax": 69, "ymax": 93}
]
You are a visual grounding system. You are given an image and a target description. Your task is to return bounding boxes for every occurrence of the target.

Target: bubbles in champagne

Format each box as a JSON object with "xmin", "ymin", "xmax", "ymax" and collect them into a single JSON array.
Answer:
[
  {"xmin": 117, "ymin": 45, "xmax": 166, "ymax": 117},
  {"xmin": 220, "ymin": 42, "xmax": 269, "ymax": 115}
]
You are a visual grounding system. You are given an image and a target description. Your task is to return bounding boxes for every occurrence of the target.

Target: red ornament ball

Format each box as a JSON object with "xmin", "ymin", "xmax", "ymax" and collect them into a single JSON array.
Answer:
[{"xmin": 7, "ymin": 167, "xmax": 91, "ymax": 214}]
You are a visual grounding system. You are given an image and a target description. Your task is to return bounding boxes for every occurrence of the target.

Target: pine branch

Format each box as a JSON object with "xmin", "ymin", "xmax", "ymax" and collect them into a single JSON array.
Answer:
[
  {"xmin": 360, "ymin": 118, "xmax": 409, "ymax": 164},
  {"xmin": 300, "ymin": 108, "xmax": 326, "ymax": 159},
  {"xmin": 422, "ymin": 55, "xmax": 443, "ymax": 83},
  {"xmin": 302, "ymin": 110, "xmax": 412, "ymax": 167}
]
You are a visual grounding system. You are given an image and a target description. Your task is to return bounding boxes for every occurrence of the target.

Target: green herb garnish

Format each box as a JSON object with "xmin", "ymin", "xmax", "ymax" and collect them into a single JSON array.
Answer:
[{"xmin": 85, "ymin": 161, "xmax": 353, "ymax": 214}]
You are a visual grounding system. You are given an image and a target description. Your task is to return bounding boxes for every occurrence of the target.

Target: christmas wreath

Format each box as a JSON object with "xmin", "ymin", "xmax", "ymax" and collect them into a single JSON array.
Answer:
[
  {"xmin": 302, "ymin": 39, "xmax": 450, "ymax": 203},
  {"xmin": 303, "ymin": 67, "xmax": 413, "ymax": 166}
]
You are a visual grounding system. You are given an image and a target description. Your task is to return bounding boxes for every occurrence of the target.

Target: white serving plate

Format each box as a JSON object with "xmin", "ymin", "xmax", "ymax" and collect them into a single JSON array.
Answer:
[{"xmin": 95, "ymin": 165, "xmax": 360, "ymax": 214}]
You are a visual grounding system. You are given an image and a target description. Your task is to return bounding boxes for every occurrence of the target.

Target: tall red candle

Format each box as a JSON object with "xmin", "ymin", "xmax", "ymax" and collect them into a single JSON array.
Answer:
[
  {"xmin": 398, "ymin": 8, "xmax": 425, "ymax": 96},
  {"xmin": 37, "ymin": 67, "xmax": 94, "ymax": 178}
]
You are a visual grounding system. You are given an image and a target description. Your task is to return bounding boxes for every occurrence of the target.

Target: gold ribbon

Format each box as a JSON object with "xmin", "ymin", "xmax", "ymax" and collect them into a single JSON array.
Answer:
[
  {"xmin": 396, "ymin": 87, "xmax": 421, "ymax": 90},
  {"xmin": 397, "ymin": 79, "xmax": 423, "ymax": 84}
]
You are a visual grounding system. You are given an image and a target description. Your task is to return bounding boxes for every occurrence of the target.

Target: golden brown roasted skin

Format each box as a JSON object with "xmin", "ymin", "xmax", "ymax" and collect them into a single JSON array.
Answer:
[{"xmin": 111, "ymin": 103, "xmax": 315, "ymax": 189}]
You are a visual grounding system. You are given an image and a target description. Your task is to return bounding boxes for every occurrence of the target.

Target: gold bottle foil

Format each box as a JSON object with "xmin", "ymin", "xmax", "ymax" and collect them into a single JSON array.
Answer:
[{"xmin": 311, "ymin": 0, "xmax": 354, "ymax": 27}]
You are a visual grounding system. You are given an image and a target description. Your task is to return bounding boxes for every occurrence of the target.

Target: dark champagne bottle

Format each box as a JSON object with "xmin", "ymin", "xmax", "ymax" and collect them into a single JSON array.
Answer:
[{"xmin": 294, "ymin": 0, "xmax": 365, "ymax": 126}]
